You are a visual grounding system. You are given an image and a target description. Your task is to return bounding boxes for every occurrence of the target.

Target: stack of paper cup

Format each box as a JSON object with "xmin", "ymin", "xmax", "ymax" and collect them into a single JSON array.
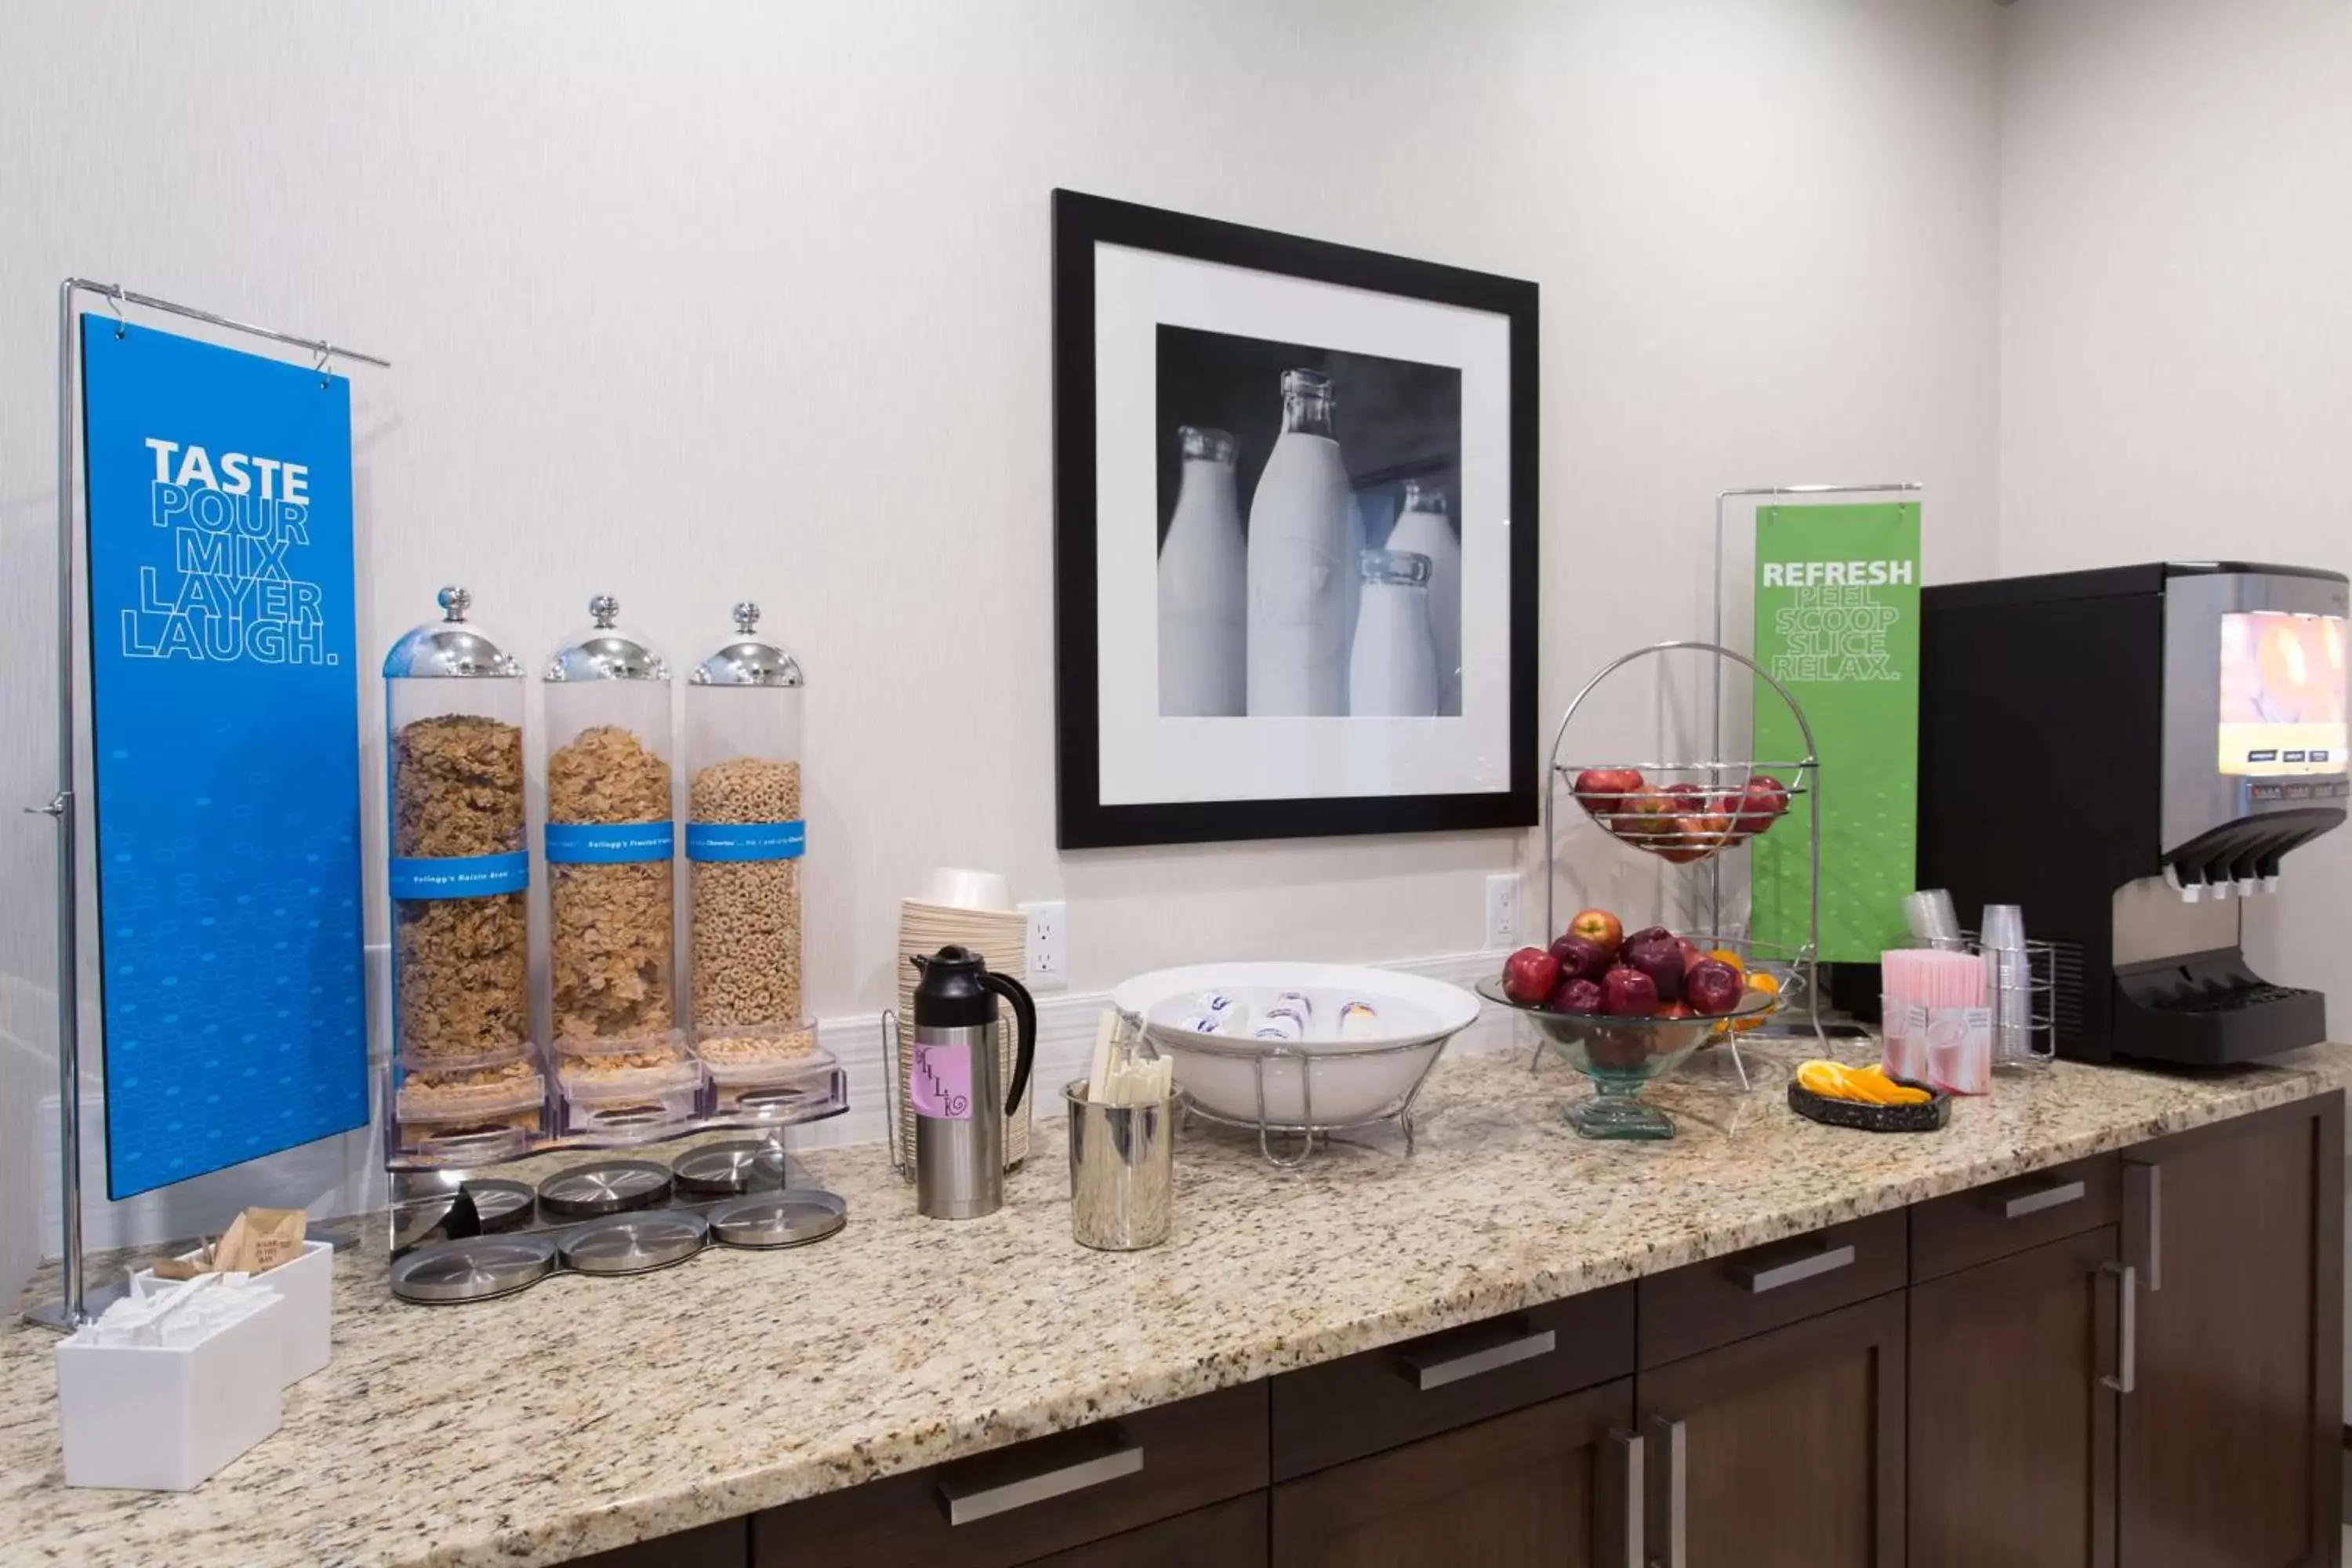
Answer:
[{"xmin": 895, "ymin": 868, "xmax": 1031, "ymax": 1171}]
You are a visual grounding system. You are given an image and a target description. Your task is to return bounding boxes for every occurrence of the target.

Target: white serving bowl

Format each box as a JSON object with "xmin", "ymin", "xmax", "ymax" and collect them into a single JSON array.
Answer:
[{"xmin": 1110, "ymin": 963, "xmax": 1481, "ymax": 1128}]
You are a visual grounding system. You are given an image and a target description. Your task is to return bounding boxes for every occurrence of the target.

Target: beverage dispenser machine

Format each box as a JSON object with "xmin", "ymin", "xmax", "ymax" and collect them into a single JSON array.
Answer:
[{"xmin": 1918, "ymin": 562, "xmax": 2346, "ymax": 1064}]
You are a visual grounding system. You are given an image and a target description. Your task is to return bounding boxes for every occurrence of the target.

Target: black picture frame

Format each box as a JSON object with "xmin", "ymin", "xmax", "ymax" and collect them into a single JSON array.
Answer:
[{"xmin": 1051, "ymin": 189, "xmax": 1541, "ymax": 850}]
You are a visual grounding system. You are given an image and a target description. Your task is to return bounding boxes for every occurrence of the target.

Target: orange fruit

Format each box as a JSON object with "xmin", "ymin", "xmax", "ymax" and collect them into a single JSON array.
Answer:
[{"xmin": 1733, "ymin": 970, "xmax": 1781, "ymax": 1032}]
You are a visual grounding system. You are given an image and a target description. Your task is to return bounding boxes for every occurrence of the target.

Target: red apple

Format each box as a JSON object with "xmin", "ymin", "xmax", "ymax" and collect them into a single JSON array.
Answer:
[
  {"xmin": 1661, "ymin": 810, "xmax": 1736, "ymax": 864},
  {"xmin": 1573, "ymin": 768, "xmax": 1645, "ymax": 822},
  {"xmin": 1679, "ymin": 939, "xmax": 1708, "ymax": 975},
  {"xmin": 1502, "ymin": 946, "xmax": 1562, "ymax": 1007},
  {"xmin": 1732, "ymin": 775, "xmax": 1791, "ymax": 837},
  {"xmin": 1563, "ymin": 908, "xmax": 1623, "ymax": 957},
  {"xmin": 1621, "ymin": 938, "xmax": 1685, "ymax": 1005},
  {"xmin": 1548, "ymin": 933, "xmax": 1613, "ymax": 984},
  {"xmin": 1552, "ymin": 976, "xmax": 1606, "ymax": 1014},
  {"xmin": 1686, "ymin": 957, "xmax": 1746, "ymax": 1017},
  {"xmin": 1624, "ymin": 925, "xmax": 1675, "ymax": 952},
  {"xmin": 1600, "ymin": 964, "xmax": 1660, "ymax": 1018},
  {"xmin": 1615, "ymin": 788, "xmax": 1679, "ymax": 839}
]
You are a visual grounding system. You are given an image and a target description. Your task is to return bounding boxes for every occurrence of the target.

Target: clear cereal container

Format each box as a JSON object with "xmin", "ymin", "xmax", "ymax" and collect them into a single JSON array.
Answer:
[
  {"xmin": 686, "ymin": 603, "xmax": 834, "ymax": 1109},
  {"xmin": 382, "ymin": 586, "xmax": 543, "ymax": 1163},
  {"xmin": 542, "ymin": 595, "xmax": 688, "ymax": 1080}
]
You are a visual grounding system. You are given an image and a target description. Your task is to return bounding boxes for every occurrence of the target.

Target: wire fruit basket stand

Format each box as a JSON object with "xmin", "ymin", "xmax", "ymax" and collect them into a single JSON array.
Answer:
[{"xmin": 1542, "ymin": 640, "xmax": 1828, "ymax": 1091}]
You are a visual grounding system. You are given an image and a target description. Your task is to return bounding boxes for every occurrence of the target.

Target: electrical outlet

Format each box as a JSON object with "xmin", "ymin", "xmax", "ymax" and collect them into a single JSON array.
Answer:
[
  {"xmin": 1485, "ymin": 873, "xmax": 1521, "ymax": 948},
  {"xmin": 1022, "ymin": 900, "xmax": 1069, "ymax": 991}
]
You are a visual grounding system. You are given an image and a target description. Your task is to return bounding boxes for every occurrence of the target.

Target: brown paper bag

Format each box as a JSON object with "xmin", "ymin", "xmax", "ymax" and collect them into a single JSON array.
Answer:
[{"xmin": 217, "ymin": 1208, "xmax": 307, "ymax": 1274}]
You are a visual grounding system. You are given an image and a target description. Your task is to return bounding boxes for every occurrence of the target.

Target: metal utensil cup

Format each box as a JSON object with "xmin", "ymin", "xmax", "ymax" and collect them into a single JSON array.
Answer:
[{"xmin": 1065, "ymin": 1080, "xmax": 1174, "ymax": 1251}]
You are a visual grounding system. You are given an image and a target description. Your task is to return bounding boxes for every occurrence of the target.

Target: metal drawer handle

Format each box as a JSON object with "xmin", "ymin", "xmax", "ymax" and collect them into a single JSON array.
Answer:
[
  {"xmin": 936, "ymin": 1429, "xmax": 1144, "ymax": 1526},
  {"xmin": 1644, "ymin": 1414, "xmax": 1686, "ymax": 1568},
  {"xmin": 1401, "ymin": 1325, "xmax": 1557, "ymax": 1391},
  {"xmin": 1729, "ymin": 1241, "xmax": 1857, "ymax": 1294},
  {"xmin": 2001, "ymin": 1178, "xmax": 2086, "ymax": 1220},
  {"xmin": 1596, "ymin": 1428, "xmax": 1644, "ymax": 1568},
  {"xmin": 2101, "ymin": 1261, "xmax": 2137, "ymax": 1395}
]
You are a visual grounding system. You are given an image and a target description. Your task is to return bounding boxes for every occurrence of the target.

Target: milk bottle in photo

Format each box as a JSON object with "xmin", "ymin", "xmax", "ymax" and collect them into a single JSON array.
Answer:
[
  {"xmin": 1383, "ymin": 480, "xmax": 1461, "ymax": 715},
  {"xmin": 1348, "ymin": 549, "xmax": 1440, "ymax": 717},
  {"xmin": 1156, "ymin": 426, "xmax": 1246, "ymax": 715},
  {"xmin": 1246, "ymin": 369, "xmax": 1352, "ymax": 716}
]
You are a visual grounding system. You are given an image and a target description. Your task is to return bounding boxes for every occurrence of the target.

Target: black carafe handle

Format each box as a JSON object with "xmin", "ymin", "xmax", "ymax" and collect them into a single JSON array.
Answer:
[{"xmin": 982, "ymin": 971, "xmax": 1037, "ymax": 1115}]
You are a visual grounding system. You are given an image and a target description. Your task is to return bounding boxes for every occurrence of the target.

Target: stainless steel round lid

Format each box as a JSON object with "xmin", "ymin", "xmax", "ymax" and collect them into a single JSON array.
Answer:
[
  {"xmin": 559, "ymin": 1211, "xmax": 709, "ymax": 1276},
  {"xmin": 461, "ymin": 1178, "xmax": 537, "ymax": 1232},
  {"xmin": 544, "ymin": 594, "xmax": 670, "ymax": 683},
  {"xmin": 690, "ymin": 602, "xmax": 804, "ymax": 688},
  {"xmin": 383, "ymin": 586, "xmax": 524, "ymax": 680},
  {"xmin": 390, "ymin": 1236, "xmax": 558, "ymax": 1305},
  {"xmin": 537, "ymin": 1160, "xmax": 674, "ymax": 1219},
  {"xmin": 673, "ymin": 1139, "xmax": 784, "ymax": 1197},
  {"xmin": 706, "ymin": 1189, "xmax": 848, "ymax": 1250}
]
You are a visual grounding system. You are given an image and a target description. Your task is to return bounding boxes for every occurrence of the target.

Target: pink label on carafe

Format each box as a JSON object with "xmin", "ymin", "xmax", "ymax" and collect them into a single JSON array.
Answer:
[{"xmin": 910, "ymin": 1042, "xmax": 974, "ymax": 1120}]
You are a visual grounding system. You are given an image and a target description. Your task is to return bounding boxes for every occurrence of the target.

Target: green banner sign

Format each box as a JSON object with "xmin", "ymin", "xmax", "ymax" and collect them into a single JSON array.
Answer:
[{"xmin": 1751, "ymin": 503, "xmax": 1921, "ymax": 962}]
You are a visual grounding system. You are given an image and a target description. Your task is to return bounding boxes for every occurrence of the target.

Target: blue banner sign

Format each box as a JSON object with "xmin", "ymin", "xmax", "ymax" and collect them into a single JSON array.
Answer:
[
  {"xmin": 81, "ymin": 318, "xmax": 368, "ymax": 1200},
  {"xmin": 388, "ymin": 851, "xmax": 530, "ymax": 898}
]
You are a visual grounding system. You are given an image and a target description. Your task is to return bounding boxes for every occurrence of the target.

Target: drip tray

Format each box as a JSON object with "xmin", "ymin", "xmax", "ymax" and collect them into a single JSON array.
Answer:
[
  {"xmin": 391, "ymin": 1236, "xmax": 560, "ymax": 1305},
  {"xmin": 707, "ymin": 1190, "xmax": 849, "ymax": 1250},
  {"xmin": 560, "ymin": 1211, "xmax": 710, "ymax": 1276}
]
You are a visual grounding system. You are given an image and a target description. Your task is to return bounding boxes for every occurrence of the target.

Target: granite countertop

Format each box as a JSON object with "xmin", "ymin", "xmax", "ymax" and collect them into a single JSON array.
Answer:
[{"xmin": 5, "ymin": 1037, "xmax": 2349, "ymax": 1568}]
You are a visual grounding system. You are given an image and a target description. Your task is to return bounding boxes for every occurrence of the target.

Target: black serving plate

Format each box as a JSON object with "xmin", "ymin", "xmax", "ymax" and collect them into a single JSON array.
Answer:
[{"xmin": 1787, "ymin": 1074, "xmax": 1950, "ymax": 1133}]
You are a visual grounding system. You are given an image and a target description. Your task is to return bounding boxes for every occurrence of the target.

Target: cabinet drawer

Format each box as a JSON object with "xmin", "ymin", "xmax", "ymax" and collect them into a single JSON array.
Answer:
[
  {"xmin": 1639, "ymin": 1209, "xmax": 1907, "ymax": 1369},
  {"xmin": 1270, "ymin": 1283, "xmax": 1634, "ymax": 1480},
  {"xmin": 753, "ymin": 1381, "xmax": 1267, "ymax": 1568},
  {"xmin": 1022, "ymin": 1494, "xmax": 1267, "ymax": 1566},
  {"xmin": 1910, "ymin": 1153, "xmax": 2120, "ymax": 1283},
  {"xmin": 573, "ymin": 1519, "xmax": 746, "ymax": 1568}
]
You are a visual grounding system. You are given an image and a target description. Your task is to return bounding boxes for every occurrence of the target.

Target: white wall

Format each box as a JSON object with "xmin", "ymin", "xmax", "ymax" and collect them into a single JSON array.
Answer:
[
  {"xmin": 0, "ymin": 0, "xmax": 2002, "ymax": 1302},
  {"xmin": 1997, "ymin": 0, "xmax": 2352, "ymax": 1029}
]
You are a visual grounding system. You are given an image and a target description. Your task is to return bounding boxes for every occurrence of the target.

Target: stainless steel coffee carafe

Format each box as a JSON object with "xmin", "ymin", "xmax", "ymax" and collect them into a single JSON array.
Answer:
[{"xmin": 909, "ymin": 946, "xmax": 1036, "ymax": 1219}]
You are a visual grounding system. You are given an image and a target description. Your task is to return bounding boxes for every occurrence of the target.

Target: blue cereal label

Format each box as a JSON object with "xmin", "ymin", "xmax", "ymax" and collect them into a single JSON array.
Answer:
[
  {"xmin": 685, "ymin": 821, "xmax": 806, "ymax": 862},
  {"xmin": 544, "ymin": 821, "xmax": 675, "ymax": 864},
  {"xmin": 389, "ymin": 850, "xmax": 529, "ymax": 898}
]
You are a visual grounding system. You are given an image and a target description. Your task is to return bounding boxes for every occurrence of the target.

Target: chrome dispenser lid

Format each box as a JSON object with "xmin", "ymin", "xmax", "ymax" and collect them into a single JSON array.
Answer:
[
  {"xmin": 559, "ymin": 1211, "xmax": 708, "ymax": 1276},
  {"xmin": 390, "ymin": 1236, "xmax": 558, "ymax": 1305},
  {"xmin": 544, "ymin": 595, "xmax": 670, "ymax": 683},
  {"xmin": 383, "ymin": 586, "xmax": 524, "ymax": 680},
  {"xmin": 537, "ymin": 1159, "xmax": 675, "ymax": 1219},
  {"xmin": 673, "ymin": 1138, "xmax": 784, "ymax": 1197},
  {"xmin": 706, "ymin": 1189, "xmax": 848, "ymax": 1250},
  {"xmin": 689, "ymin": 602, "xmax": 804, "ymax": 688}
]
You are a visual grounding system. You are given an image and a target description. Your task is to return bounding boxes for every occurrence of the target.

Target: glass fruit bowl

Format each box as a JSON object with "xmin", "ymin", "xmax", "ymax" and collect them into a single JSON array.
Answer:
[{"xmin": 1476, "ymin": 943, "xmax": 1797, "ymax": 1140}]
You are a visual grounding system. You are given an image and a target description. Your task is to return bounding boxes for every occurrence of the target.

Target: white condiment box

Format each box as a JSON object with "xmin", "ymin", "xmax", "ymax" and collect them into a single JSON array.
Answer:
[
  {"xmin": 129, "ymin": 1238, "xmax": 334, "ymax": 1386},
  {"xmin": 56, "ymin": 1287, "xmax": 287, "ymax": 1491}
]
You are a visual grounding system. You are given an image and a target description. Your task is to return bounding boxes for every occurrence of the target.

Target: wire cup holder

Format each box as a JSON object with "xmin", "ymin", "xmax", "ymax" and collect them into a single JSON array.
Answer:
[{"xmin": 1906, "ymin": 932, "xmax": 2059, "ymax": 1068}]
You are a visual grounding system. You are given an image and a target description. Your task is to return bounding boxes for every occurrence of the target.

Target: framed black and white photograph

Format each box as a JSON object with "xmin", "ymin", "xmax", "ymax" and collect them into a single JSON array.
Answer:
[{"xmin": 1053, "ymin": 189, "xmax": 1539, "ymax": 848}]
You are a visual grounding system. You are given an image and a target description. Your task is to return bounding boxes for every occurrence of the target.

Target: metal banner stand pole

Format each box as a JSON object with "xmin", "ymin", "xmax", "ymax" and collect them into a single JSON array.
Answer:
[
  {"xmin": 25, "ymin": 279, "xmax": 390, "ymax": 1332},
  {"xmin": 1706, "ymin": 482, "xmax": 1923, "ymax": 1037}
]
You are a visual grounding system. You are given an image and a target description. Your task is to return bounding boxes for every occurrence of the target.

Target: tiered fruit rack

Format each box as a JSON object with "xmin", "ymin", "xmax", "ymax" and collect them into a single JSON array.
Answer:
[{"xmin": 1542, "ymin": 640, "xmax": 1827, "ymax": 1082}]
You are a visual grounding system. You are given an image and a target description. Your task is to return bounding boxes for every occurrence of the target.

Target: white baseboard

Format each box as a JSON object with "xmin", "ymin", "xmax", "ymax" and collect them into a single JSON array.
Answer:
[{"xmin": 42, "ymin": 949, "xmax": 1518, "ymax": 1259}]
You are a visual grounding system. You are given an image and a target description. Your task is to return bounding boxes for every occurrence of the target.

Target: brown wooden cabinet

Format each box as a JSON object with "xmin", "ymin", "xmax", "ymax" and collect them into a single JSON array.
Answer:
[
  {"xmin": 1908, "ymin": 1225, "xmax": 2120, "ymax": 1568},
  {"xmin": 1636, "ymin": 1290, "xmax": 1907, "ymax": 1568},
  {"xmin": 593, "ymin": 1092, "xmax": 2343, "ymax": 1568},
  {"xmin": 2117, "ymin": 1094, "xmax": 2344, "ymax": 1568},
  {"xmin": 1271, "ymin": 1381, "xmax": 1635, "ymax": 1568}
]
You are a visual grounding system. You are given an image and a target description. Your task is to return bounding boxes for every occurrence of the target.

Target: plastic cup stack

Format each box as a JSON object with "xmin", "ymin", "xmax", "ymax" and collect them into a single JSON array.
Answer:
[
  {"xmin": 1981, "ymin": 904, "xmax": 2031, "ymax": 1067},
  {"xmin": 1903, "ymin": 888, "xmax": 1966, "ymax": 952}
]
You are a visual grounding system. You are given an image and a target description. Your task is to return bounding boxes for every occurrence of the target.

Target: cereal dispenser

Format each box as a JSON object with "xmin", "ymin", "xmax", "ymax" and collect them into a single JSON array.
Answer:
[
  {"xmin": 383, "ymin": 586, "xmax": 543, "ymax": 1165},
  {"xmin": 542, "ymin": 594, "xmax": 696, "ymax": 1142},
  {"xmin": 686, "ymin": 603, "xmax": 839, "ymax": 1122}
]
